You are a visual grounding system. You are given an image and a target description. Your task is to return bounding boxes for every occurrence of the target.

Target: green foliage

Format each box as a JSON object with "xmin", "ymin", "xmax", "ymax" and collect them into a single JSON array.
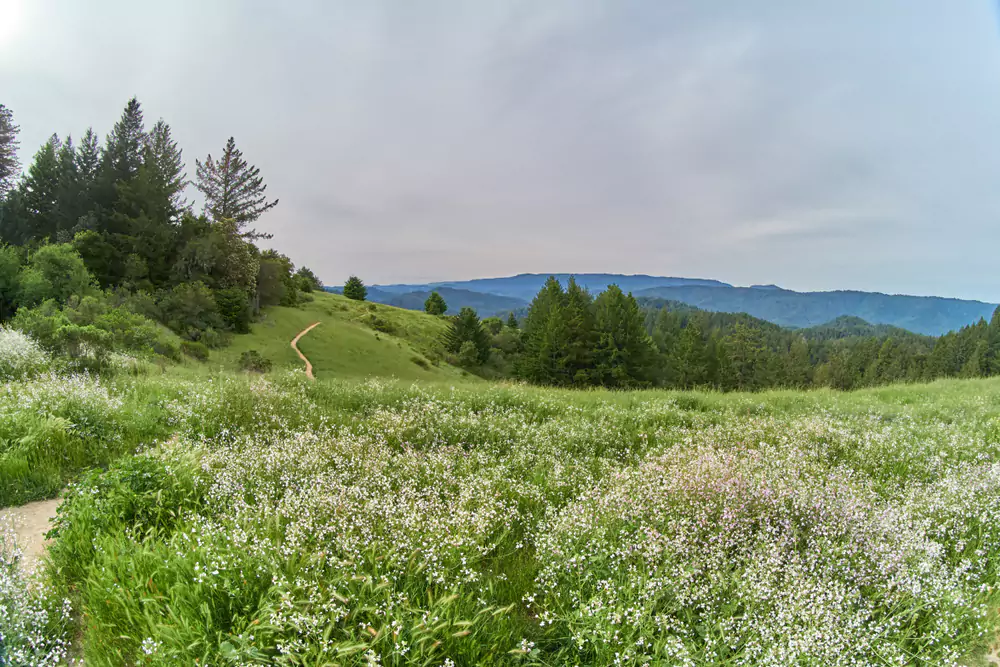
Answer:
[
  {"xmin": 343, "ymin": 276, "xmax": 367, "ymax": 301},
  {"xmin": 424, "ymin": 290, "xmax": 447, "ymax": 315},
  {"xmin": 17, "ymin": 244, "xmax": 95, "ymax": 308},
  {"xmin": 0, "ymin": 103, "xmax": 19, "ymax": 196},
  {"xmin": 214, "ymin": 287, "xmax": 252, "ymax": 334},
  {"xmin": 180, "ymin": 340, "xmax": 209, "ymax": 361},
  {"xmin": 195, "ymin": 137, "xmax": 278, "ymax": 240},
  {"xmin": 157, "ymin": 281, "xmax": 223, "ymax": 342},
  {"xmin": 444, "ymin": 307, "xmax": 490, "ymax": 366},
  {"xmin": 295, "ymin": 266, "xmax": 322, "ymax": 292},
  {"xmin": 238, "ymin": 349, "xmax": 272, "ymax": 373},
  {"xmin": 13, "ymin": 373, "xmax": 1000, "ymax": 665}
]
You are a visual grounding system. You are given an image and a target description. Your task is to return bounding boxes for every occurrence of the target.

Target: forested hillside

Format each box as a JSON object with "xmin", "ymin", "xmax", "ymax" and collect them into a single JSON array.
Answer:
[
  {"xmin": 436, "ymin": 277, "xmax": 1000, "ymax": 392},
  {"xmin": 0, "ymin": 99, "xmax": 321, "ymax": 368}
]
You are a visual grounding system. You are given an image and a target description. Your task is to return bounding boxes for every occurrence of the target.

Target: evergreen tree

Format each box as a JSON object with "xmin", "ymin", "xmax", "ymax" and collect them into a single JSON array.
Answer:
[
  {"xmin": 100, "ymin": 97, "xmax": 147, "ymax": 187},
  {"xmin": 519, "ymin": 276, "xmax": 569, "ymax": 384},
  {"xmin": 506, "ymin": 312, "xmax": 518, "ymax": 329},
  {"xmin": 962, "ymin": 340, "xmax": 988, "ymax": 378},
  {"xmin": 443, "ymin": 307, "xmax": 490, "ymax": 364},
  {"xmin": 195, "ymin": 137, "xmax": 278, "ymax": 239},
  {"xmin": 343, "ymin": 276, "xmax": 367, "ymax": 301},
  {"xmin": 19, "ymin": 135, "xmax": 63, "ymax": 241},
  {"xmin": 424, "ymin": 290, "xmax": 447, "ymax": 315},
  {"xmin": 673, "ymin": 317, "xmax": 709, "ymax": 388},
  {"xmin": 294, "ymin": 266, "xmax": 321, "ymax": 292},
  {"xmin": 0, "ymin": 104, "xmax": 20, "ymax": 197},
  {"xmin": 592, "ymin": 285, "xmax": 654, "ymax": 388},
  {"xmin": 784, "ymin": 336, "xmax": 812, "ymax": 387},
  {"xmin": 145, "ymin": 119, "xmax": 188, "ymax": 221},
  {"xmin": 563, "ymin": 277, "xmax": 596, "ymax": 385},
  {"xmin": 722, "ymin": 322, "xmax": 767, "ymax": 390}
]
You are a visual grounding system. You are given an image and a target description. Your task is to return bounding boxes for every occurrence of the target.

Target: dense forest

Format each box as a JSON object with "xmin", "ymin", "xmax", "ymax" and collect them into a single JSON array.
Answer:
[
  {"xmin": 0, "ymin": 99, "xmax": 319, "ymax": 364},
  {"xmin": 432, "ymin": 277, "xmax": 1000, "ymax": 391}
]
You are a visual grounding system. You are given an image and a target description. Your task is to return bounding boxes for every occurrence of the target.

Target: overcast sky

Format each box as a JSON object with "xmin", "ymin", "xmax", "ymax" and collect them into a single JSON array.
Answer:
[{"xmin": 2, "ymin": 1, "xmax": 1000, "ymax": 300}]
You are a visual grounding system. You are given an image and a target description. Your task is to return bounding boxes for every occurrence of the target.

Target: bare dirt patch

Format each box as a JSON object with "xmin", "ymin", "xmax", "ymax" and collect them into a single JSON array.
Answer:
[{"xmin": 0, "ymin": 498, "xmax": 60, "ymax": 573}]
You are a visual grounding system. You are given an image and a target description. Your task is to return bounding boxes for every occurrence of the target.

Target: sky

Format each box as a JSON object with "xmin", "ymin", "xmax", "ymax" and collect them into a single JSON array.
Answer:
[{"xmin": 2, "ymin": 1, "xmax": 1000, "ymax": 301}]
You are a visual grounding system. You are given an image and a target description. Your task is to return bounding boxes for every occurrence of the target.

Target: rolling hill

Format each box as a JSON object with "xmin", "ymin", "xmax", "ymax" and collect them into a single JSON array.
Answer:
[
  {"xmin": 210, "ymin": 291, "xmax": 471, "ymax": 382},
  {"xmin": 633, "ymin": 285, "xmax": 995, "ymax": 336},
  {"xmin": 326, "ymin": 274, "xmax": 997, "ymax": 336}
]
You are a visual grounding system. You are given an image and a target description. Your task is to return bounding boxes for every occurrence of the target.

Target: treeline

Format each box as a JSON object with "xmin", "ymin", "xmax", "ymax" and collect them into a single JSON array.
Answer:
[
  {"xmin": 441, "ymin": 277, "xmax": 1000, "ymax": 391},
  {"xmin": 0, "ymin": 99, "xmax": 319, "ymax": 363}
]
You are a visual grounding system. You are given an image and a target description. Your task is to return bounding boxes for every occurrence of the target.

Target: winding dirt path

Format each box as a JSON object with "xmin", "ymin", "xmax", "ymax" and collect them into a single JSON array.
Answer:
[
  {"xmin": 291, "ymin": 321, "xmax": 321, "ymax": 380},
  {"xmin": 0, "ymin": 498, "xmax": 61, "ymax": 574}
]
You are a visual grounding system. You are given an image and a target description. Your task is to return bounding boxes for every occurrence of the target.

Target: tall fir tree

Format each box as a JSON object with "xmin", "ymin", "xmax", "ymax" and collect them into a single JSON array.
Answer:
[
  {"xmin": 100, "ymin": 97, "xmax": 147, "ymax": 188},
  {"xmin": 0, "ymin": 104, "xmax": 20, "ymax": 197},
  {"xmin": 20, "ymin": 135, "xmax": 63, "ymax": 242},
  {"xmin": 592, "ymin": 285, "xmax": 654, "ymax": 388},
  {"xmin": 195, "ymin": 137, "xmax": 278, "ymax": 239},
  {"xmin": 563, "ymin": 277, "xmax": 596, "ymax": 385},
  {"xmin": 144, "ymin": 119, "xmax": 188, "ymax": 221},
  {"xmin": 519, "ymin": 276, "xmax": 569, "ymax": 384}
]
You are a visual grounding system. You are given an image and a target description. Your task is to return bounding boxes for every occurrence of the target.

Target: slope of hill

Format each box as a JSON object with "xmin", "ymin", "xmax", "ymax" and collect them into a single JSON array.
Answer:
[
  {"xmin": 797, "ymin": 315, "xmax": 933, "ymax": 342},
  {"xmin": 211, "ymin": 291, "xmax": 469, "ymax": 382},
  {"xmin": 635, "ymin": 285, "xmax": 996, "ymax": 336}
]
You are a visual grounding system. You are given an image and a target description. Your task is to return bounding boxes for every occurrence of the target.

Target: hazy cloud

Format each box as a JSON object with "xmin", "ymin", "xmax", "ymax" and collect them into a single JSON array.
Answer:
[{"xmin": 2, "ymin": 1, "xmax": 1000, "ymax": 299}]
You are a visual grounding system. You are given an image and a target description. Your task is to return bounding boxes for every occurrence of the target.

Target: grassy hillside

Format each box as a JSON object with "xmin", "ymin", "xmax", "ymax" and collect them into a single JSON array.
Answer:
[{"xmin": 209, "ymin": 291, "xmax": 471, "ymax": 382}]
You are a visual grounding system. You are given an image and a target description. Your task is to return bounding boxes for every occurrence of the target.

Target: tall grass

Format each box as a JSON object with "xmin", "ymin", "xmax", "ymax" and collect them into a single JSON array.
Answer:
[{"xmin": 5, "ymin": 372, "xmax": 1000, "ymax": 664}]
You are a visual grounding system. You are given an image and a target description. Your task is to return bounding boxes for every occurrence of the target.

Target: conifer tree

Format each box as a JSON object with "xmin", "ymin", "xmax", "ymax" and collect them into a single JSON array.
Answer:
[
  {"xmin": 444, "ymin": 306, "xmax": 490, "ymax": 364},
  {"xmin": 424, "ymin": 290, "xmax": 447, "ymax": 315},
  {"xmin": 343, "ymin": 276, "xmax": 367, "ymax": 301},
  {"xmin": 592, "ymin": 285, "xmax": 654, "ymax": 387},
  {"xmin": 20, "ymin": 135, "xmax": 63, "ymax": 241},
  {"xmin": 0, "ymin": 104, "xmax": 20, "ymax": 197},
  {"xmin": 195, "ymin": 137, "xmax": 278, "ymax": 239},
  {"xmin": 520, "ymin": 276, "xmax": 569, "ymax": 384},
  {"xmin": 145, "ymin": 120, "xmax": 188, "ymax": 221},
  {"xmin": 100, "ymin": 98, "xmax": 147, "ymax": 186},
  {"xmin": 563, "ymin": 277, "xmax": 595, "ymax": 385},
  {"xmin": 506, "ymin": 312, "xmax": 518, "ymax": 329}
]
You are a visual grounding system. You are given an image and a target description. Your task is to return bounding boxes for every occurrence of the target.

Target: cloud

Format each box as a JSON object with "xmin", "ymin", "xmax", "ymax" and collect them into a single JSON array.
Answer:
[{"xmin": 2, "ymin": 0, "xmax": 1000, "ymax": 300}]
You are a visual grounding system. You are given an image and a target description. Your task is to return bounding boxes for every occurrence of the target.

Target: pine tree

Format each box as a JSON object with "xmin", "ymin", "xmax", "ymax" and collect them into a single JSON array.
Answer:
[
  {"xmin": 506, "ymin": 312, "xmax": 518, "ymax": 329},
  {"xmin": 424, "ymin": 290, "xmax": 447, "ymax": 315},
  {"xmin": 592, "ymin": 285, "xmax": 655, "ymax": 388},
  {"xmin": 519, "ymin": 276, "xmax": 569, "ymax": 384},
  {"xmin": 145, "ymin": 119, "xmax": 188, "ymax": 221},
  {"xmin": 0, "ymin": 104, "xmax": 20, "ymax": 197},
  {"xmin": 100, "ymin": 97, "xmax": 147, "ymax": 186},
  {"xmin": 195, "ymin": 137, "xmax": 278, "ymax": 239},
  {"xmin": 673, "ymin": 317, "xmax": 709, "ymax": 388},
  {"xmin": 443, "ymin": 307, "xmax": 490, "ymax": 364},
  {"xmin": 343, "ymin": 276, "xmax": 367, "ymax": 301},
  {"xmin": 20, "ymin": 135, "xmax": 63, "ymax": 241},
  {"xmin": 563, "ymin": 277, "xmax": 595, "ymax": 385}
]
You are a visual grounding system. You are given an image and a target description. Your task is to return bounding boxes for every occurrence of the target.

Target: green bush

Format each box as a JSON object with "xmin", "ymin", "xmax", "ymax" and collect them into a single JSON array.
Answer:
[
  {"xmin": 214, "ymin": 287, "xmax": 252, "ymax": 334},
  {"xmin": 158, "ymin": 281, "xmax": 224, "ymax": 341},
  {"xmin": 180, "ymin": 340, "xmax": 209, "ymax": 361},
  {"xmin": 238, "ymin": 350, "xmax": 272, "ymax": 373}
]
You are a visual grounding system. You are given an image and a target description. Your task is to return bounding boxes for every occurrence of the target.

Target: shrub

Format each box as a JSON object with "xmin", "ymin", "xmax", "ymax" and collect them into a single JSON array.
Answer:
[
  {"xmin": 411, "ymin": 355, "xmax": 430, "ymax": 370},
  {"xmin": 214, "ymin": 287, "xmax": 252, "ymax": 334},
  {"xmin": 158, "ymin": 282, "xmax": 223, "ymax": 341},
  {"xmin": 180, "ymin": 340, "xmax": 209, "ymax": 361},
  {"xmin": 238, "ymin": 350, "xmax": 272, "ymax": 373},
  {"xmin": 0, "ymin": 328, "xmax": 50, "ymax": 381}
]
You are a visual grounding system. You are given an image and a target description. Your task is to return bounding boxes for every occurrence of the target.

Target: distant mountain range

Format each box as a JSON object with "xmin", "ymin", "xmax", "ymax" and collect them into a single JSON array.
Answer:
[{"xmin": 326, "ymin": 273, "xmax": 998, "ymax": 336}]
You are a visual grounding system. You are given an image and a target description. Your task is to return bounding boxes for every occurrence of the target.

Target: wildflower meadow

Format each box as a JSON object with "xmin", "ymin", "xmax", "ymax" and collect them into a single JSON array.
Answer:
[{"xmin": 1, "ymin": 369, "xmax": 999, "ymax": 665}]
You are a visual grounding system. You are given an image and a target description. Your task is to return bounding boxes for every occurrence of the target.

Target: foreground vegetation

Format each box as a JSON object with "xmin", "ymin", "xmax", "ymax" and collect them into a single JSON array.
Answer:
[{"xmin": 2, "ymin": 366, "xmax": 999, "ymax": 665}]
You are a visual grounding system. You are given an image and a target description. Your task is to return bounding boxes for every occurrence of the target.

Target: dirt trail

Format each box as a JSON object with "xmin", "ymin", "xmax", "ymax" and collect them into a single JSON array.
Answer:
[
  {"xmin": 291, "ymin": 321, "xmax": 321, "ymax": 380},
  {"xmin": 0, "ymin": 498, "xmax": 61, "ymax": 573}
]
